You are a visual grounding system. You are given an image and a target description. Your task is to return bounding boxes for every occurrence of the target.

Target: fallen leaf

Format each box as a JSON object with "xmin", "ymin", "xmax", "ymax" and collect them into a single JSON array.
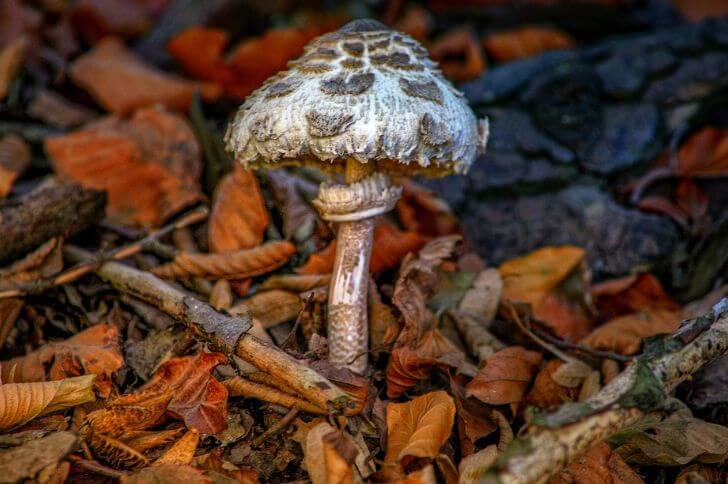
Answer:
[
  {"xmin": 384, "ymin": 391, "xmax": 455, "ymax": 479},
  {"xmin": 0, "ymin": 298, "xmax": 23, "ymax": 348},
  {"xmin": 1, "ymin": 323, "xmax": 123, "ymax": 397},
  {"xmin": 592, "ymin": 273, "xmax": 681, "ymax": 322},
  {"xmin": 522, "ymin": 360, "xmax": 578, "ymax": 410},
  {"xmin": 458, "ymin": 445, "xmax": 498, "ymax": 484},
  {"xmin": 0, "ymin": 134, "xmax": 31, "ymax": 198},
  {"xmin": 396, "ymin": 179, "xmax": 460, "ymax": 237},
  {"xmin": 611, "ymin": 412, "xmax": 728, "ymax": 466},
  {"xmin": 552, "ymin": 442, "xmax": 643, "ymax": 484},
  {"xmin": 392, "ymin": 236, "xmax": 461, "ymax": 344},
  {"xmin": 499, "ymin": 246, "xmax": 592, "ymax": 340},
  {"xmin": 46, "ymin": 106, "xmax": 202, "ymax": 227},
  {"xmin": 231, "ymin": 289, "xmax": 301, "ymax": 328},
  {"xmin": 450, "ymin": 374, "xmax": 496, "ymax": 456},
  {"xmin": 69, "ymin": 37, "xmax": 220, "ymax": 115},
  {"xmin": 636, "ymin": 178, "xmax": 708, "ymax": 228},
  {"xmin": 386, "ymin": 330, "xmax": 464, "ymax": 399},
  {"xmin": 122, "ymin": 464, "xmax": 214, "ymax": 484},
  {"xmin": 152, "ymin": 240, "xmax": 297, "ymax": 279},
  {"xmin": 209, "ymin": 166, "xmax": 268, "ymax": 252},
  {"xmin": 483, "ymin": 26, "xmax": 575, "ymax": 63},
  {"xmin": 0, "ymin": 374, "xmax": 96, "ymax": 431},
  {"xmin": 210, "ymin": 279, "xmax": 233, "ymax": 311},
  {"xmin": 267, "ymin": 170, "xmax": 320, "ymax": 244},
  {"xmin": 0, "ymin": 237, "xmax": 63, "ymax": 290},
  {"xmin": 0, "ymin": 35, "xmax": 25, "ymax": 101},
  {"xmin": 580, "ymin": 309, "xmax": 683, "ymax": 355},
  {"xmin": 466, "ymin": 346, "xmax": 542, "ymax": 414},
  {"xmin": 260, "ymin": 274, "xmax": 330, "ymax": 292},
  {"xmin": 27, "ymin": 89, "xmax": 97, "ymax": 129},
  {"xmin": 458, "ymin": 268, "xmax": 503, "ymax": 324},
  {"xmin": 297, "ymin": 224, "xmax": 427, "ymax": 276},
  {"xmin": 369, "ymin": 280, "xmax": 400, "ymax": 349},
  {"xmin": 154, "ymin": 430, "xmax": 199, "ymax": 466},
  {"xmin": 71, "ymin": 0, "xmax": 151, "ymax": 43},
  {"xmin": 429, "ymin": 27, "xmax": 486, "ymax": 82},
  {"xmin": 303, "ymin": 422, "xmax": 359, "ymax": 484},
  {"xmin": 674, "ymin": 127, "xmax": 728, "ymax": 178},
  {"xmin": 0, "ymin": 431, "xmax": 78, "ymax": 483},
  {"xmin": 86, "ymin": 431, "xmax": 150, "ymax": 469}
]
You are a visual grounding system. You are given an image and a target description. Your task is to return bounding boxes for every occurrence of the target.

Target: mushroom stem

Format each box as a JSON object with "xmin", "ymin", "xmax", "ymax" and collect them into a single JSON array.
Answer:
[{"xmin": 327, "ymin": 159, "xmax": 376, "ymax": 374}]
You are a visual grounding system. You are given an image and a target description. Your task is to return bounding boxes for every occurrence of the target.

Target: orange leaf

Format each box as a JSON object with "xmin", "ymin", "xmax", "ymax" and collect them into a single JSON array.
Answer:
[
  {"xmin": 552, "ymin": 442, "xmax": 644, "ymax": 484},
  {"xmin": 209, "ymin": 165, "xmax": 268, "ymax": 252},
  {"xmin": 483, "ymin": 26, "xmax": 575, "ymax": 63},
  {"xmin": 386, "ymin": 330, "xmax": 464, "ymax": 399},
  {"xmin": 1, "ymin": 323, "xmax": 123, "ymax": 397},
  {"xmin": 152, "ymin": 240, "xmax": 296, "ymax": 280},
  {"xmin": 46, "ymin": 107, "xmax": 202, "ymax": 227},
  {"xmin": 429, "ymin": 27, "xmax": 486, "ymax": 82},
  {"xmin": 499, "ymin": 246, "xmax": 592, "ymax": 339},
  {"xmin": 167, "ymin": 27, "xmax": 235, "ymax": 89},
  {"xmin": 466, "ymin": 346, "xmax": 542, "ymax": 414},
  {"xmin": 121, "ymin": 464, "xmax": 214, "ymax": 484},
  {"xmin": 592, "ymin": 273, "xmax": 681, "ymax": 321},
  {"xmin": 396, "ymin": 179, "xmax": 460, "ymax": 237},
  {"xmin": 675, "ymin": 178, "xmax": 708, "ymax": 221},
  {"xmin": 580, "ymin": 309, "xmax": 683, "ymax": 355},
  {"xmin": 69, "ymin": 37, "xmax": 220, "ymax": 115},
  {"xmin": 384, "ymin": 391, "xmax": 455, "ymax": 478},
  {"xmin": 0, "ymin": 134, "xmax": 30, "ymax": 198},
  {"xmin": 522, "ymin": 360, "xmax": 578, "ymax": 410},
  {"xmin": 297, "ymin": 225, "xmax": 427, "ymax": 275},
  {"xmin": 674, "ymin": 127, "xmax": 728, "ymax": 178}
]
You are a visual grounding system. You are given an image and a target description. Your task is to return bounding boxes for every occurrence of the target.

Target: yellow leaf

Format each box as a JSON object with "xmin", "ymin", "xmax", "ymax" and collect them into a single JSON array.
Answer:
[
  {"xmin": 385, "ymin": 391, "xmax": 455, "ymax": 475},
  {"xmin": 154, "ymin": 430, "xmax": 200, "ymax": 466},
  {"xmin": 0, "ymin": 374, "xmax": 96, "ymax": 431}
]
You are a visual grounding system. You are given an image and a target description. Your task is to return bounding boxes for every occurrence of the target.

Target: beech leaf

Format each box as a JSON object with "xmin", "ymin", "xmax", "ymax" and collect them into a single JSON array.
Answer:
[{"xmin": 580, "ymin": 309, "xmax": 683, "ymax": 355}]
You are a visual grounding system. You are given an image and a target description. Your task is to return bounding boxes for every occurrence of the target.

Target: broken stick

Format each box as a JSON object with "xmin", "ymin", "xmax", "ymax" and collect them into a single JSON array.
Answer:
[
  {"xmin": 64, "ymin": 245, "xmax": 352, "ymax": 413},
  {"xmin": 485, "ymin": 300, "xmax": 728, "ymax": 484}
]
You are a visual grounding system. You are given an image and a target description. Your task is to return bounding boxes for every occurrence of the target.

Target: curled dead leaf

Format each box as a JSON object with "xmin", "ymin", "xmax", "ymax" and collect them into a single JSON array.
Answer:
[
  {"xmin": 0, "ymin": 134, "xmax": 30, "ymax": 198},
  {"xmin": 580, "ymin": 309, "xmax": 683, "ymax": 355},
  {"xmin": 86, "ymin": 431, "xmax": 150, "ymax": 469},
  {"xmin": 154, "ymin": 430, "xmax": 199, "ymax": 466},
  {"xmin": 523, "ymin": 360, "xmax": 578, "ymax": 411},
  {"xmin": 429, "ymin": 28, "xmax": 486, "ymax": 82},
  {"xmin": 0, "ymin": 237, "xmax": 63, "ymax": 290},
  {"xmin": 0, "ymin": 374, "xmax": 96, "ymax": 431},
  {"xmin": 231, "ymin": 289, "xmax": 302, "ymax": 328},
  {"xmin": 152, "ymin": 241, "xmax": 296, "ymax": 280},
  {"xmin": 396, "ymin": 179, "xmax": 460, "ymax": 237}
]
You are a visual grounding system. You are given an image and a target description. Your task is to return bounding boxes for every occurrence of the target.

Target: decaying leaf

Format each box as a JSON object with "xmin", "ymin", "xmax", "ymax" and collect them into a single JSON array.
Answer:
[
  {"xmin": 0, "ymin": 298, "xmax": 23, "ymax": 348},
  {"xmin": 1, "ymin": 323, "xmax": 123, "ymax": 397},
  {"xmin": 0, "ymin": 237, "xmax": 63, "ymax": 290},
  {"xmin": 27, "ymin": 89, "xmax": 96, "ymax": 128},
  {"xmin": 483, "ymin": 26, "xmax": 575, "ymax": 63},
  {"xmin": 429, "ymin": 27, "xmax": 486, "ymax": 81},
  {"xmin": 592, "ymin": 273, "xmax": 681, "ymax": 321},
  {"xmin": 0, "ymin": 35, "xmax": 26, "ymax": 101},
  {"xmin": 231, "ymin": 289, "xmax": 301, "ymax": 328},
  {"xmin": 70, "ymin": 37, "xmax": 220, "ymax": 114},
  {"xmin": 267, "ymin": 170, "xmax": 320, "ymax": 244},
  {"xmin": 70, "ymin": 0, "xmax": 151, "ymax": 42},
  {"xmin": 122, "ymin": 464, "xmax": 214, "ymax": 484},
  {"xmin": 458, "ymin": 268, "xmax": 502, "ymax": 324},
  {"xmin": 386, "ymin": 330, "xmax": 464, "ymax": 399},
  {"xmin": 458, "ymin": 445, "xmax": 498, "ymax": 484},
  {"xmin": 611, "ymin": 412, "xmax": 728, "ymax": 466},
  {"xmin": 0, "ymin": 134, "xmax": 31, "ymax": 198},
  {"xmin": 499, "ymin": 246, "xmax": 592, "ymax": 339},
  {"xmin": 0, "ymin": 374, "xmax": 96, "ymax": 430},
  {"xmin": 369, "ymin": 280, "xmax": 400, "ymax": 349},
  {"xmin": 152, "ymin": 241, "xmax": 296, "ymax": 280},
  {"xmin": 303, "ymin": 422, "xmax": 359, "ymax": 484},
  {"xmin": 580, "ymin": 309, "xmax": 683, "ymax": 355},
  {"xmin": 384, "ymin": 391, "xmax": 456, "ymax": 478},
  {"xmin": 396, "ymin": 179, "xmax": 460, "ymax": 237},
  {"xmin": 297, "ymin": 224, "xmax": 427, "ymax": 276},
  {"xmin": 466, "ymin": 346, "xmax": 542, "ymax": 414},
  {"xmin": 209, "ymin": 166, "xmax": 268, "ymax": 253},
  {"xmin": 392, "ymin": 236, "xmax": 461, "ymax": 344},
  {"xmin": 551, "ymin": 442, "xmax": 643, "ymax": 484},
  {"xmin": 86, "ymin": 430, "xmax": 150, "ymax": 469},
  {"xmin": 154, "ymin": 430, "xmax": 199, "ymax": 466},
  {"xmin": 523, "ymin": 360, "xmax": 579, "ymax": 410},
  {"xmin": 0, "ymin": 431, "xmax": 78, "ymax": 483},
  {"xmin": 46, "ymin": 106, "xmax": 202, "ymax": 227}
]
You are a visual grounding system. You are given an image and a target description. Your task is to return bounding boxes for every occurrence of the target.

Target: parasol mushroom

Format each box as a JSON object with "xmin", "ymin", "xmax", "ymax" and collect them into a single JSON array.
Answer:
[{"xmin": 225, "ymin": 18, "xmax": 488, "ymax": 374}]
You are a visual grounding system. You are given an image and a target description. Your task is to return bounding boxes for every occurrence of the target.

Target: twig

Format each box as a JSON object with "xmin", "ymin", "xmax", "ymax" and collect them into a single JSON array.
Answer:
[
  {"xmin": 225, "ymin": 376, "xmax": 327, "ymax": 415},
  {"xmin": 251, "ymin": 407, "xmax": 299, "ymax": 448},
  {"xmin": 486, "ymin": 301, "xmax": 728, "ymax": 484},
  {"xmin": 63, "ymin": 245, "xmax": 352, "ymax": 413},
  {"xmin": 0, "ymin": 206, "xmax": 208, "ymax": 300},
  {"xmin": 531, "ymin": 327, "xmax": 631, "ymax": 363}
]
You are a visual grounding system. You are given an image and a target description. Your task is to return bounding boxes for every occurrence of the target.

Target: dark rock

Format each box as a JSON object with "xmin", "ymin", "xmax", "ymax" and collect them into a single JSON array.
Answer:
[
  {"xmin": 595, "ymin": 52, "xmax": 647, "ymax": 96},
  {"xmin": 484, "ymin": 109, "xmax": 574, "ymax": 163},
  {"xmin": 457, "ymin": 185, "xmax": 677, "ymax": 276},
  {"xmin": 682, "ymin": 355, "xmax": 728, "ymax": 425},
  {"xmin": 581, "ymin": 104, "xmax": 662, "ymax": 174},
  {"xmin": 644, "ymin": 52, "xmax": 728, "ymax": 104},
  {"xmin": 467, "ymin": 153, "xmax": 576, "ymax": 195}
]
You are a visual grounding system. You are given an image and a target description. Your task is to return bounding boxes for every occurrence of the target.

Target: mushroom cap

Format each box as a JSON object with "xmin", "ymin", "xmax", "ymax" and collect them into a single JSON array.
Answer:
[{"xmin": 225, "ymin": 19, "xmax": 488, "ymax": 177}]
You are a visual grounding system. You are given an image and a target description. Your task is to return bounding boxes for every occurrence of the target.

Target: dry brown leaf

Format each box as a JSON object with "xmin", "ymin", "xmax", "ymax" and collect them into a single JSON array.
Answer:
[
  {"xmin": 369, "ymin": 280, "xmax": 400, "ymax": 350},
  {"xmin": 27, "ymin": 89, "xmax": 96, "ymax": 128},
  {"xmin": 0, "ymin": 298, "xmax": 23, "ymax": 348},
  {"xmin": 392, "ymin": 235, "xmax": 461, "ymax": 344},
  {"xmin": 71, "ymin": 0, "xmax": 151, "ymax": 43},
  {"xmin": 0, "ymin": 35, "xmax": 26, "ymax": 101},
  {"xmin": 210, "ymin": 279, "xmax": 233, "ymax": 311},
  {"xmin": 458, "ymin": 445, "xmax": 498, "ymax": 484},
  {"xmin": 86, "ymin": 431, "xmax": 150, "ymax": 469},
  {"xmin": 86, "ymin": 392, "xmax": 172, "ymax": 437},
  {"xmin": 267, "ymin": 170, "xmax": 320, "ymax": 243},
  {"xmin": 46, "ymin": 106, "xmax": 202, "ymax": 227},
  {"xmin": 298, "ymin": 224, "xmax": 427, "ymax": 276},
  {"xmin": 154, "ymin": 430, "xmax": 199, "ymax": 466},
  {"xmin": 396, "ymin": 179, "xmax": 460, "ymax": 237},
  {"xmin": 0, "ymin": 431, "xmax": 78, "ymax": 483},
  {"xmin": 152, "ymin": 240, "xmax": 296, "ymax": 280},
  {"xmin": 523, "ymin": 360, "xmax": 578, "ymax": 411},
  {"xmin": 384, "ymin": 391, "xmax": 456, "ymax": 479},
  {"xmin": 260, "ymin": 274, "xmax": 330, "ymax": 292},
  {"xmin": 580, "ymin": 309, "xmax": 683, "ymax": 355},
  {"xmin": 386, "ymin": 330, "xmax": 464, "ymax": 399},
  {"xmin": 483, "ymin": 26, "xmax": 575, "ymax": 63},
  {"xmin": 122, "ymin": 464, "xmax": 214, "ymax": 484},
  {"xmin": 429, "ymin": 28, "xmax": 486, "ymax": 82},
  {"xmin": 551, "ymin": 442, "xmax": 643, "ymax": 484},
  {"xmin": 231, "ymin": 289, "xmax": 301, "ymax": 328},
  {"xmin": 0, "ymin": 237, "xmax": 63, "ymax": 290},
  {"xmin": 466, "ymin": 346, "xmax": 542, "ymax": 414},
  {"xmin": 70, "ymin": 37, "xmax": 220, "ymax": 114},
  {"xmin": 0, "ymin": 374, "xmax": 96, "ymax": 431},
  {"xmin": 499, "ymin": 246, "xmax": 592, "ymax": 340},
  {"xmin": 303, "ymin": 422, "xmax": 359, "ymax": 484},
  {"xmin": 592, "ymin": 273, "xmax": 681, "ymax": 322},
  {"xmin": 209, "ymin": 166, "xmax": 268, "ymax": 253},
  {"xmin": 1, "ymin": 323, "xmax": 123, "ymax": 397},
  {"xmin": 458, "ymin": 268, "xmax": 502, "ymax": 323},
  {"xmin": 120, "ymin": 428, "xmax": 186, "ymax": 453},
  {"xmin": 0, "ymin": 134, "xmax": 31, "ymax": 198}
]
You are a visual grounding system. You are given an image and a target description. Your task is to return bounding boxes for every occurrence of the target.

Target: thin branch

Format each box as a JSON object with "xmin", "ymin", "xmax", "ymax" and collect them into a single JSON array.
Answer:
[
  {"xmin": 0, "ymin": 206, "xmax": 208, "ymax": 300},
  {"xmin": 251, "ymin": 407, "xmax": 300, "ymax": 448}
]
